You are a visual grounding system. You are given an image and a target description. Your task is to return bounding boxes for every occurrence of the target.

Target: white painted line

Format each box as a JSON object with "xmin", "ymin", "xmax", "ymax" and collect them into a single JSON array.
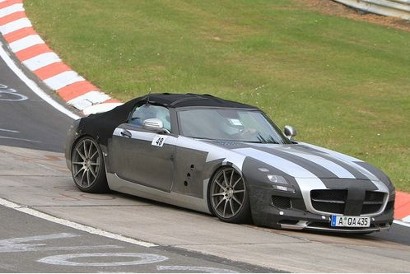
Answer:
[
  {"xmin": 0, "ymin": 135, "xmax": 41, "ymax": 143},
  {"xmin": 393, "ymin": 220, "xmax": 410, "ymax": 228},
  {"xmin": 22, "ymin": 52, "xmax": 61, "ymax": 71},
  {"xmin": 403, "ymin": 215, "xmax": 410, "ymax": 223},
  {"xmin": 0, "ymin": 128, "xmax": 19, "ymax": 133},
  {"xmin": 38, "ymin": 253, "xmax": 168, "ymax": 267},
  {"xmin": 0, "ymin": 17, "xmax": 31, "ymax": 36},
  {"xmin": 68, "ymin": 91, "xmax": 111, "ymax": 110},
  {"xmin": 43, "ymin": 71, "xmax": 85, "ymax": 90},
  {"xmin": 0, "ymin": 3, "xmax": 24, "ymax": 19},
  {"xmin": 0, "ymin": 197, "xmax": 157, "ymax": 248},
  {"xmin": 9, "ymin": 34, "xmax": 44, "ymax": 53},
  {"xmin": 157, "ymin": 266, "xmax": 236, "ymax": 273},
  {"xmin": 0, "ymin": 40, "xmax": 79, "ymax": 120}
]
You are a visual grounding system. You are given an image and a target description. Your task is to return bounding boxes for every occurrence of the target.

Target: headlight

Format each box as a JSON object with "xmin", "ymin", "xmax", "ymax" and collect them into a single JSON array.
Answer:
[
  {"xmin": 266, "ymin": 174, "xmax": 295, "ymax": 193},
  {"xmin": 267, "ymin": 175, "xmax": 288, "ymax": 184}
]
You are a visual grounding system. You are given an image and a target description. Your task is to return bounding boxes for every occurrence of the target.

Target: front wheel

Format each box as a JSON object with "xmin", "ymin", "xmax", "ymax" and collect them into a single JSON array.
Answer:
[
  {"xmin": 208, "ymin": 167, "xmax": 251, "ymax": 224},
  {"xmin": 71, "ymin": 137, "xmax": 109, "ymax": 193}
]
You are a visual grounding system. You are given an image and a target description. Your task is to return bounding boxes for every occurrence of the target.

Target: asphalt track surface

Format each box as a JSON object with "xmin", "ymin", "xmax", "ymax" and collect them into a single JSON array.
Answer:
[{"xmin": 0, "ymin": 205, "xmax": 274, "ymax": 273}]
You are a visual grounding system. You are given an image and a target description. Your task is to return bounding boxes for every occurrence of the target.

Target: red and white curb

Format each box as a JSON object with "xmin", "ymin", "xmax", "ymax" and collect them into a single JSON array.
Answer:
[
  {"xmin": 395, "ymin": 192, "xmax": 410, "ymax": 224},
  {"xmin": 0, "ymin": 0, "xmax": 409, "ymax": 225},
  {"xmin": 0, "ymin": 0, "xmax": 121, "ymax": 115}
]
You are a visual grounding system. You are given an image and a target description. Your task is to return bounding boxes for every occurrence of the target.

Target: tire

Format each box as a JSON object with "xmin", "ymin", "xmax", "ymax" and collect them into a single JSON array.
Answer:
[
  {"xmin": 71, "ymin": 136, "xmax": 109, "ymax": 193},
  {"xmin": 208, "ymin": 166, "xmax": 251, "ymax": 224}
]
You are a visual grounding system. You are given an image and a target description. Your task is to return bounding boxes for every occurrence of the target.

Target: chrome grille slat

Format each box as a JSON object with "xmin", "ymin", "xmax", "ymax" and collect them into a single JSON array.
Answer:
[
  {"xmin": 363, "ymin": 201, "xmax": 383, "ymax": 205},
  {"xmin": 311, "ymin": 199, "xmax": 345, "ymax": 204}
]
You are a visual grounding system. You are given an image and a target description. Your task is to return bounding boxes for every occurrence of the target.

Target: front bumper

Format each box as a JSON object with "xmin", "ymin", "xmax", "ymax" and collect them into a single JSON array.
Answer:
[
  {"xmin": 64, "ymin": 119, "xmax": 81, "ymax": 171},
  {"xmin": 248, "ymin": 184, "xmax": 394, "ymax": 233}
]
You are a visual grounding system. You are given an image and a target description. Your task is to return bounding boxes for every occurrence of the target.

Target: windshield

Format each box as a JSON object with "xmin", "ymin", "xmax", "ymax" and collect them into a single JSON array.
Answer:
[{"xmin": 177, "ymin": 108, "xmax": 290, "ymax": 144}]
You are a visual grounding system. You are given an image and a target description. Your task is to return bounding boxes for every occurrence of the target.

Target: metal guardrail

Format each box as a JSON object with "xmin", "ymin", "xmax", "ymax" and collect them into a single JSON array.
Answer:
[{"xmin": 333, "ymin": 0, "xmax": 410, "ymax": 20}]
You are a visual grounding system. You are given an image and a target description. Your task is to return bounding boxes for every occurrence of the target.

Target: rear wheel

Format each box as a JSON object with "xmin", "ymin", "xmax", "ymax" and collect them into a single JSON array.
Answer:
[
  {"xmin": 208, "ymin": 167, "xmax": 251, "ymax": 223},
  {"xmin": 71, "ymin": 137, "xmax": 108, "ymax": 193}
]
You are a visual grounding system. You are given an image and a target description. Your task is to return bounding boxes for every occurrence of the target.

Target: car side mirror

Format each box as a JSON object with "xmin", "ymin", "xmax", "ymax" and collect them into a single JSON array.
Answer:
[
  {"xmin": 284, "ymin": 125, "xmax": 297, "ymax": 140},
  {"xmin": 143, "ymin": 118, "xmax": 170, "ymax": 134}
]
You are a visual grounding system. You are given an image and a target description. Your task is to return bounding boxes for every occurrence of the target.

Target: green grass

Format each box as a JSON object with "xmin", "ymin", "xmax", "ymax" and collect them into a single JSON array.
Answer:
[{"xmin": 25, "ymin": 0, "xmax": 410, "ymax": 191}]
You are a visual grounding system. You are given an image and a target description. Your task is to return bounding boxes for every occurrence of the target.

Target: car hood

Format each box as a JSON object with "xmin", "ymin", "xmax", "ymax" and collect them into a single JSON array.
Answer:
[{"xmin": 208, "ymin": 141, "xmax": 379, "ymax": 181}]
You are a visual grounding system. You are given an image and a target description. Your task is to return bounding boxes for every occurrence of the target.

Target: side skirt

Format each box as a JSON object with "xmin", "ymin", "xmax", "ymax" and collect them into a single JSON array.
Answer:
[{"xmin": 106, "ymin": 172, "xmax": 211, "ymax": 214}]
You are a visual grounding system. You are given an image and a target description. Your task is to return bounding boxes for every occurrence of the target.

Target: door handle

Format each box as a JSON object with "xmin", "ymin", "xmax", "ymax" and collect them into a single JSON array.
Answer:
[{"xmin": 120, "ymin": 129, "xmax": 132, "ymax": 138}]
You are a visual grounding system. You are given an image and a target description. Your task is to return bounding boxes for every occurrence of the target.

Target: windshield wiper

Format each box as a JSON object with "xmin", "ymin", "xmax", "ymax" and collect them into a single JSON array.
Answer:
[{"xmin": 256, "ymin": 134, "xmax": 279, "ymax": 144}]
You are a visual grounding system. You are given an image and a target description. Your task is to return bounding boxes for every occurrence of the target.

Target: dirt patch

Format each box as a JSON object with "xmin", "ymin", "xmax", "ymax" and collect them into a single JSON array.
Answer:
[{"xmin": 295, "ymin": 0, "xmax": 410, "ymax": 32}]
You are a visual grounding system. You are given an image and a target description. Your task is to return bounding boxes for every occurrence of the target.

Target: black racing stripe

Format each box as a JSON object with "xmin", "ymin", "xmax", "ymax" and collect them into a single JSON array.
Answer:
[
  {"xmin": 274, "ymin": 150, "xmax": 339, "ymax": 179},
  {"xmin": 320, "ymin": 178, "xmax": 378, "ymax": 190},
  {"xmin": 297, "ymin": 145, "xmax": 370, "ymax": 180},
  {"xmin": 207, "ymin": 140, "xmax": 251, "ymax": 150},
  {"xmin": 355, "ymin": 162, "xmax": 391, "ymax": 184},
  {"xmin": 248, "ymin": 145, "xmax": 338, "ymax": 179}
]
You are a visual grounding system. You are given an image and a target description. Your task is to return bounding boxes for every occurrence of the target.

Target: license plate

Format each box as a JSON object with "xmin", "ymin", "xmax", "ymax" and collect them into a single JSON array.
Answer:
[{"xmin": 331, "ymin": 215, "xmax": 370, "ymax": 228}]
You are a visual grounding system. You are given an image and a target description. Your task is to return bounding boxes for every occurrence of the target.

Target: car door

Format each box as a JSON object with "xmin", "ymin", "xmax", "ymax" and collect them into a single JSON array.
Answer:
[
  {"xmin": 109, "ymin": 124, "xmax": 176, "ymax": 192},
  {"xmin": 108, "ymin": 104, "xmax": 176, "ymax": 192}
]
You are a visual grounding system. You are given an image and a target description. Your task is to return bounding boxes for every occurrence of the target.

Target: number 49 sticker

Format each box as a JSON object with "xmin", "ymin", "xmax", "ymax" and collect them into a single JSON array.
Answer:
[{"xmin": 152, "ymin": 135, "xmax": 167, "ymax": 147}]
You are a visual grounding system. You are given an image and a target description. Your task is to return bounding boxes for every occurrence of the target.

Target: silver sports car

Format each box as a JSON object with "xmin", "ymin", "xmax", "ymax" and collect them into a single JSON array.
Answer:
[{"xmin": 65, "ymin": 93, "xmax": 395, "ymax": 233}]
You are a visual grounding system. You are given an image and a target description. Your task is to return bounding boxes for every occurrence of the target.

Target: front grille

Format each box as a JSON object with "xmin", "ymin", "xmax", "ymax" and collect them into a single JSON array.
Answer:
[
  {"xmin": 362, "ymin": 191, "xmax": 385, "ymax": 214},
  {"xmin": 311, "ymin": 189, "xmax": 386, "ymax": 215},
  {"xmin": 311, "ymin": 189, "xmax": 347, "ymax": 214}
]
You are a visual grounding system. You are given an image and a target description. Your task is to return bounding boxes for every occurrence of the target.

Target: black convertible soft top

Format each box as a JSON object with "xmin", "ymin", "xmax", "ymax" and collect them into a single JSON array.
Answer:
[
  {"xmin": 129, "ymin": 93, "xmax": 256, "ymax": 109},
  {"xmin": 78, "ymin": 93, "xmax": 258, "ymax": 145}
]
